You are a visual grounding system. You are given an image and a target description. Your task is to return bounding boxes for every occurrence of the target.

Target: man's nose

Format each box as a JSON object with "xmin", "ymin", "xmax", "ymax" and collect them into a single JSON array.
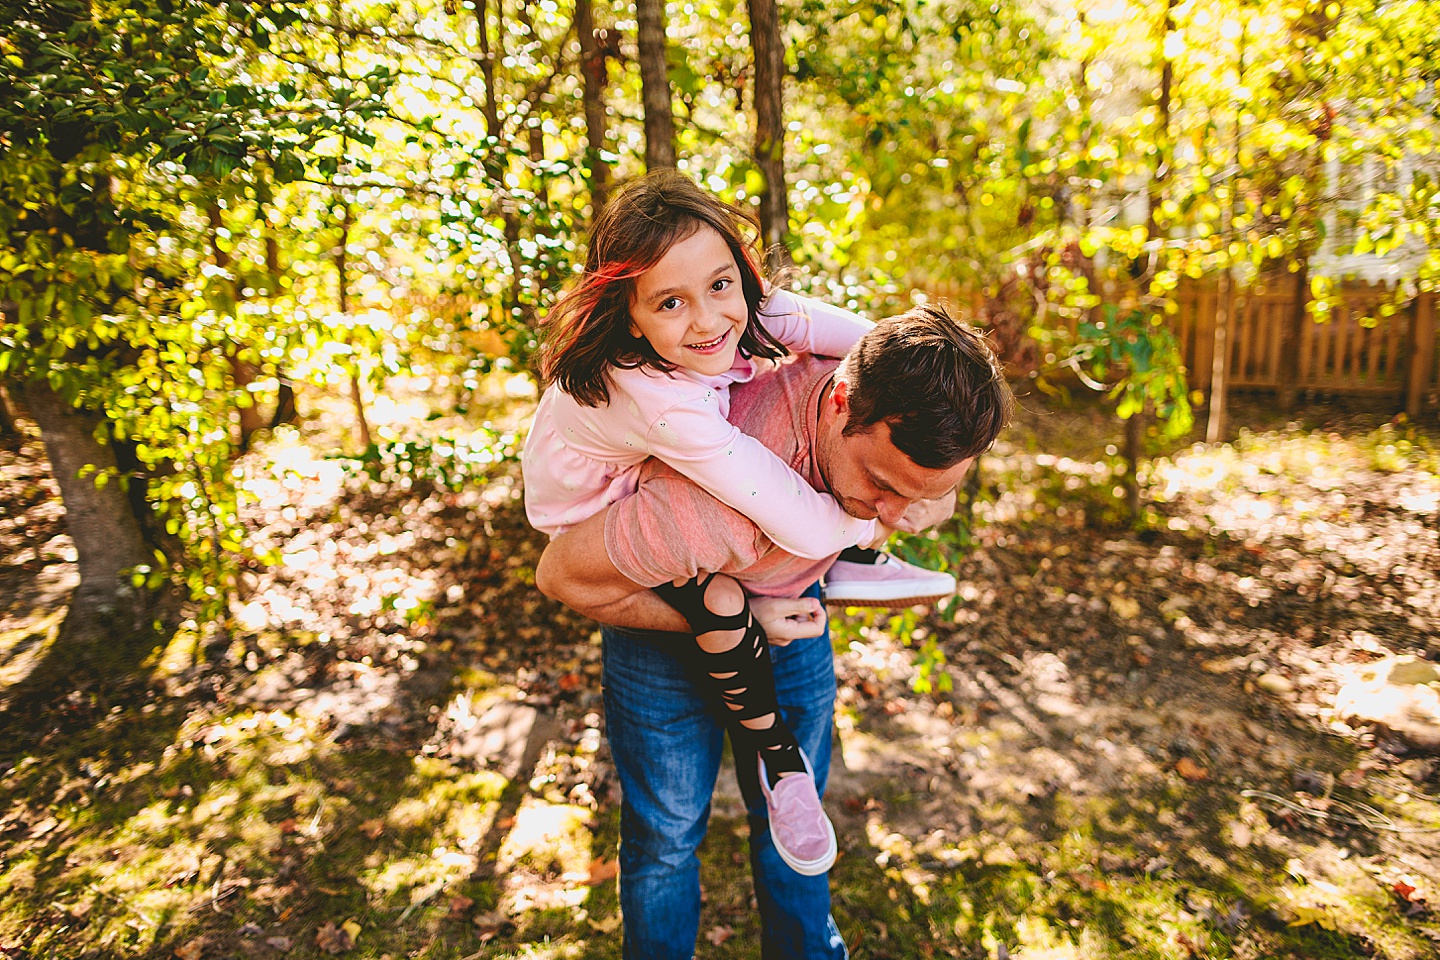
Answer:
[{"xmin": 875, "ymin": 498, "xmax": 909, "ymax": 526}]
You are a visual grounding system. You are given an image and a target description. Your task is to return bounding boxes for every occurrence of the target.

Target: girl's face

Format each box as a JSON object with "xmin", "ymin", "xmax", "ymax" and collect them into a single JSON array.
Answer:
[{"xmin": 628, "ymin": 225, "xmax": 749, "ymax": 377}]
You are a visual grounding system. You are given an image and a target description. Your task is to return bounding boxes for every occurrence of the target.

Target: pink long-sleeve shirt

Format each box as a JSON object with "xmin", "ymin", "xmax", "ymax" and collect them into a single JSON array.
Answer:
[{"xmin": 521, "ymin": 289, "xmax": 878, "ymax": 559}]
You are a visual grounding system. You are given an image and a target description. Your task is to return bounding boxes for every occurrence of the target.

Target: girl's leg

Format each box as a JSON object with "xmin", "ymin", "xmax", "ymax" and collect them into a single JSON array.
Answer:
[{"xmin": 653, "ymin": 574, "xmax": 804, "ymax": 786}]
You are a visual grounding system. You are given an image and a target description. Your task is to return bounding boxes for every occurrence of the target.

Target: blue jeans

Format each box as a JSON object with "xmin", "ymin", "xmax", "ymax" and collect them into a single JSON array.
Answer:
[{"xmin": 601, "ymin": 583, "xmax": 848, "ymax": 960}]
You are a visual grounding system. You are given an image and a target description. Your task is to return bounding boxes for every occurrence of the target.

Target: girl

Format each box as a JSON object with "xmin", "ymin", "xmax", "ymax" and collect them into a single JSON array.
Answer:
[{"xmin": 522, "ymin": 171, "xmax": 947, "ymax": 875}]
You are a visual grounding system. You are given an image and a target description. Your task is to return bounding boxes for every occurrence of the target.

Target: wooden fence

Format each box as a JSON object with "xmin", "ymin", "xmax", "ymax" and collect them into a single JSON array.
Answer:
[
  {"xmin": 923, "ymin": 276, "xmax": 1439, "ymax": 415},
  {"xmin": 1171, "ymin": 278, "xmax": 1438, "ymax": 414}
]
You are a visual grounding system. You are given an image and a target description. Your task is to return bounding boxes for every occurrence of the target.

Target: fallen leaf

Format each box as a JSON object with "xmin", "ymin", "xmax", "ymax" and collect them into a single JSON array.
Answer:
[
  {"xmin": 1109, "ymin": 595, "xmax": 1141, "ymax": 620},
  {"xmin": 237, "ymin": 922, "xmax": 266, "ymax": 937},
  {"xmin": 1394, "ymin": 877, "xmax": 1424, "ymax": 903},
  {"xmin": 1257, "ymin": 673, "xmax": 1294, "ymax": 696},
  {"xmin": 174, "ymin": 940, "xmax": 204, "ymax": 960},
  {"xmin": 587, "ymin": 913, "xmax": 622, "ymax": 933},
  {"xmin": 705, "ymin": 925, "xmax": 735, "ymax": 946},
  {"xmin": 359, "ymin": 819, "xmax": 384, "ymax": 840},
  {"xmin": 279, "ymin": 818, "xmax": 299, "ymax": 835},
  {"xmin": 314, "ymin": 921, "xmax": 355, "ymax": 954},
  {"xmin": 1175, "ymin": 758, "xmax": 1208, "ymax": 782},
  {"xmin": 558, "ymin": 672, "xmax": 583, "ymax": 691},
  {"xmin": 447, "ymin": 895, "xmax": 474, "ymax": 920},
  {"xmin": 265, "ymin": 937, "xmax": 292, "ymax": 952},
  {"xmin": 587, "ymin": 857, "xmax": 619, "ymax": 885},
  {"xmin": 1285, "ymin": 901, "xmax": 1339, "ymax": 930}
]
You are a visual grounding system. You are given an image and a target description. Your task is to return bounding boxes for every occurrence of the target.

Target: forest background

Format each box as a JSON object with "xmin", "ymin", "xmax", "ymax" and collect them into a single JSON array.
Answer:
[{"xmin": 2, "ymin": 0, "xmax": 1440, "ymax": 958}]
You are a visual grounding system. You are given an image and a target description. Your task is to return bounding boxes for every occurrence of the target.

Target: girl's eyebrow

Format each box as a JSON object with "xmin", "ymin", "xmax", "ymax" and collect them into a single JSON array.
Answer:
[{"xmin": 642, "ymin": 263, "xmax": 734, "ymax": 305}]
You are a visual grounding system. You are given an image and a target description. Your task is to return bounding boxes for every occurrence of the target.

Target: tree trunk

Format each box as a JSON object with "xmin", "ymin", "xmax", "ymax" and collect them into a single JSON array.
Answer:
[
  {"xmin": 1206, "ymin": 272, "xmax": 1232, "ymax": 442},
  {"xmin": 635, "ymin": 0, "xmax": 676, "ymax": 169},
  {"xmin": 272, "ymin": 378, "xmax": 298, "ymax": 429},
  {"xmin": 208, "ymin": 202, "xmax": 266, "ymax": 447},
  {"xmin": 1407, "ymin": 293, "xmax": 1436, "ymax": 420},
  {"xmin": 476, "ymin": 0, "xmax": 502, "ymax": 148},
  {"xmin": 0, "ymin": 383, "xmax": 19, "ymax": 437},
  {"xmin": 1279, "ymin": 261, "xmax": 1309, "ymax": 413},
  {"xmin": 514, "ymin": 0, "xmax": 548, "ymax": 201},
  {"xmin": 334, "ymin": 201, "xmax": 371, "ymax": 451},
  {"xmin": 1123, "ymin": 410, "xmax": 1143, "ymax": 522},
  {"xmin": 576, "ymin": 0, "xmax": 612, "ymax": 216},
  {"xmin": 1207, "ymin": 19, "xmax": 1246, "ymax": 443},
  {"xmin": 471, "ymin": 0, "xmax": 526, "ymax": 313},
  {"xmin": 1145, "ymin": 0, "xmax": 1176, "ymax": 242},
  {"xmin": 748, "ymin": 0, "xmax": 789, "ymax": 265},
  {"xmin": 16, "ymin": 380, "xmax": 157, "ymax": 645}
]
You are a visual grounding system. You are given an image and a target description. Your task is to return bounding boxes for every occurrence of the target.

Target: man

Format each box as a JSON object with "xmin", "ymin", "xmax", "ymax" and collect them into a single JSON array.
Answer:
[{"xmin": 536, "ymin": 304, "xmax": 1012, "ymax": 958}]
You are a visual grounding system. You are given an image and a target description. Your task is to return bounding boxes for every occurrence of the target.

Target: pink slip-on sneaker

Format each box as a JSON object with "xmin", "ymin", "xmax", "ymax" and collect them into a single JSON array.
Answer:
[
  {"xmin": 759, "ymin": 748, "xmax": 837, "ymax": 876},
  {"xmin": 823, "ymin": 548, "xmax": 956, "ymax": 608}
]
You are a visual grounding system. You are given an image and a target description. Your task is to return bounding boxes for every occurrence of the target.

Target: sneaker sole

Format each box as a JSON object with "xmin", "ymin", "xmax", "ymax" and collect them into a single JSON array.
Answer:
[{"xmin": 824, "ymin": 593, "xmax": 953, "ymax": 609}]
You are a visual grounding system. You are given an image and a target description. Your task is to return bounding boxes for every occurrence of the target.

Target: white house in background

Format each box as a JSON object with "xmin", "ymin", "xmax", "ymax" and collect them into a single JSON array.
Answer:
[{"xmin": 1316, "ymin": 153, "xmax": 1432, "ymax": 284}]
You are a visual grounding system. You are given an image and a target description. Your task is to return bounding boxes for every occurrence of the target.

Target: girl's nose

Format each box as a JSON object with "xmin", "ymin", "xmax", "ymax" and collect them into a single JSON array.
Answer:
[{"xmin": 693, "ymin": 299, "xmax": 721, "ymax": 331}]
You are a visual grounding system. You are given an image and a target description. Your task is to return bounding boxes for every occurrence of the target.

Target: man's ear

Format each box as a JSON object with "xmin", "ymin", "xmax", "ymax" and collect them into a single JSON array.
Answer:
[{"xmin": 829, "ymin": 376, "xmax": 852, "ymax": 415}]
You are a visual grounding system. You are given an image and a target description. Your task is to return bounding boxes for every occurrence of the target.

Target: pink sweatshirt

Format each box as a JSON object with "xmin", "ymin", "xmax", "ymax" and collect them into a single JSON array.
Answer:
[{"xmin": 521, "ymin": 289, "xmax": 878, "ymax": 559}]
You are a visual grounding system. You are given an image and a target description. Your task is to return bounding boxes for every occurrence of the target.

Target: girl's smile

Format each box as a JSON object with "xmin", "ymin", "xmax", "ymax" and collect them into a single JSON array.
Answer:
[{"xmin": 628, "ymin": 226, "xmax": 749, "ymax": 377}]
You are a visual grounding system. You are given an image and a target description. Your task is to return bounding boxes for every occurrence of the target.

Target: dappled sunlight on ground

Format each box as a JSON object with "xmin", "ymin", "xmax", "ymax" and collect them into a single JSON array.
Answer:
[
  {"xmin": 3, "ymin": 393, "xmax": 1440, "ymax": 957},
  {"xmin": 815, "ymin": 401, "xmax": 1440, "ymax": 958},
  {"xmin": 0, "ymin": 437, "xmax": 77, "ymax": 690}
]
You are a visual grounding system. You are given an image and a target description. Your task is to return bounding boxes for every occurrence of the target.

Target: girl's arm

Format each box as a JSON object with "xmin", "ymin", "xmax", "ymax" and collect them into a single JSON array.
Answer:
[
  {"xmin": 646, "ymin": 395, "xmax": 879, "ymax": 559},
  {"xmin": 759, "ymin": 287, "xmax": 874, "ymax": 358}
]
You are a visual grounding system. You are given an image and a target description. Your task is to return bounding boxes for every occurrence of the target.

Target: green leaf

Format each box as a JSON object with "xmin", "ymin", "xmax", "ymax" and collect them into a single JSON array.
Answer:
[{"xmin": 273, "ymin": 150, "xmax": 305, "ymax": 183}]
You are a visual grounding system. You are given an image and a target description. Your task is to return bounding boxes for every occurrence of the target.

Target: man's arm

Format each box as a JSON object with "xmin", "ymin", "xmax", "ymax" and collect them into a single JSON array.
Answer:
[
  {"xmin": 536, "ymin": 505, "xmax": 829, "ymax": 640},
  {"xmin": 535, "ymin": 506, "xmax": 691, "ymax": 632}
]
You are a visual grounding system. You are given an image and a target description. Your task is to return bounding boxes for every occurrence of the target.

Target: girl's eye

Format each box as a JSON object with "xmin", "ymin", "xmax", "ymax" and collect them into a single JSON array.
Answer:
[
  {"xmin": 711, "ymin": 277, "xmax": 732, "ymax": 292},
  {"xmin": 659, "ymin": 297, "xmax": 681, "ymax": 311}
]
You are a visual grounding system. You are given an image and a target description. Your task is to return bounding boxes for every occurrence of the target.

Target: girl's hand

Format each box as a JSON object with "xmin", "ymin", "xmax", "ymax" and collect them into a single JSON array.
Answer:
[
  {"xmin": 893, "ymin": 490, "xmax": 958, "ymax": 534},
  {"xmin": 858, "ymin": 522, "xmax": 894, "ymax": 550},
  {"xmin": 751, "ymin": 596, "xmax": 826, "ymax": 645}
]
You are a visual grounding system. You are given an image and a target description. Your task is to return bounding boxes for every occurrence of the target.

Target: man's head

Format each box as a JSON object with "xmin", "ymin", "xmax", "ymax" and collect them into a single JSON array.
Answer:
[{"xmin": 817, "ymin": 304, "xmax": 1013, "ymax": 526}]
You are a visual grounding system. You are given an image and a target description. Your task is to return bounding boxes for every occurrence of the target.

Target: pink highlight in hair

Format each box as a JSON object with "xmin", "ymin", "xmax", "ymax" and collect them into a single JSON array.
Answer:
[{"xmin": 538, "ymin": 259, "xmax": 651, "ymax": 382}]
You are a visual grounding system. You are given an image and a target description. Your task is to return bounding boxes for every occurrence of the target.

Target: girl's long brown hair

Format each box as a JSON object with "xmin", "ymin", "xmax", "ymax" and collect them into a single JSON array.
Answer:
[{"xmin": 539, "ymin": 170, "xmax": 789, "ymax": 406}]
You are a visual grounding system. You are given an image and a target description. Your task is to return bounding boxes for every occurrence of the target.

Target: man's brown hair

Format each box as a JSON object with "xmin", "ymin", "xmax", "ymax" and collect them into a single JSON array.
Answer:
[{"xmin": 839, "ymin": 304, "xmax": 1013, "ymax": 469}]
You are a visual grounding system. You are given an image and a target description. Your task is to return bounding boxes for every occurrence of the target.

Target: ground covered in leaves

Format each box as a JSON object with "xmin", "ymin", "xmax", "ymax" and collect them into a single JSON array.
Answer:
[{"xmin": 1, "ymin": 389, "xmax": 1439, "ymax": 959}]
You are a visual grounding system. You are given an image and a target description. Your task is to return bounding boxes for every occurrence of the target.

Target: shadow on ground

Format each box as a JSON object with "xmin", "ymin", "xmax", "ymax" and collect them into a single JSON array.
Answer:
[{"xmin": 1, "ymin": 397, "xmax": 1439, "ymax": 958}]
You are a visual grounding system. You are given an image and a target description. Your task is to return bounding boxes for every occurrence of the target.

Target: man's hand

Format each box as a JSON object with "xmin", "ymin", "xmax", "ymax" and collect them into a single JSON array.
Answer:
[
  {"xmin": 892, "ymin": 489, "xmax": 957, "ymax": 534},
  {"xmin": 750, "ymin": 596, "xmax": 826, "ymax": 646}
]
